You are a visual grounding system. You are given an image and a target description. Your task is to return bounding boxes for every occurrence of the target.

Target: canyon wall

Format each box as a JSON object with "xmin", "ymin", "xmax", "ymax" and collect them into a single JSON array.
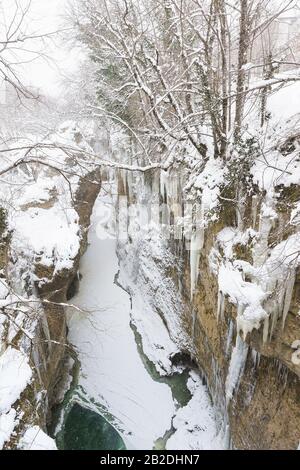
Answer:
[
  {"xmin": 0, "ymin": 122, "xmax": 102, "ymax": 449},
  {"xmin": 117, "ymin": 145, "xmax": 300, "ymax": 450},
  {"xmin": 178, "ymin": 191, "xmax": 300, "ymax": 450}
]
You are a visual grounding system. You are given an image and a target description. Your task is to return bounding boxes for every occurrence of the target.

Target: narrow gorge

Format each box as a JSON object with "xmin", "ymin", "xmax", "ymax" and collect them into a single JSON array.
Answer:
[{"xmin": 0, "ymin": 0, "xmax": 299, "ymax": 453}]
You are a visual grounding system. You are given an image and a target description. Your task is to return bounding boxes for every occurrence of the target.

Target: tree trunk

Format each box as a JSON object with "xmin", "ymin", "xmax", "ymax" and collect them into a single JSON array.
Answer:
[{"xmin": 234, "ymin": 0, "xmax": 250, "ymax": 142}]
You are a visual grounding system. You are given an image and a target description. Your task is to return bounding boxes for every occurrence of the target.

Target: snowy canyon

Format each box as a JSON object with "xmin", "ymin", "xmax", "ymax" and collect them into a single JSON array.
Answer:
[
  {"xmin": 0, "ymin": 109, "xmax": 299, "ymax": 449},
  {"xmin": 0, "ymin": 0, "xmax": 300, "ymax": 452}
]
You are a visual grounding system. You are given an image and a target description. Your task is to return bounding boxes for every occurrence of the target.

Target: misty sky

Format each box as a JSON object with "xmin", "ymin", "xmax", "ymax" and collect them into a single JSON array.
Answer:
[
  {"xmin": 0, "ymin": 0, "xmax": 80, "ymax": 97},
  {"xmin": 0, "ymin": 0, "xmax": 298, "ymax": 99}
]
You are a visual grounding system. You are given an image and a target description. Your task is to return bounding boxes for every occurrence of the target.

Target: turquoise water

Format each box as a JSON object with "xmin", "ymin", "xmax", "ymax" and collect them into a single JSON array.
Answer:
[
  {"xmin": 52, "ymin": 279, "xmax": 192, "ymax": 450},
  {"xmin": 59, "ymin": 403, "xmax": 125, "ymax": 450},
  {"xmin": 50, "ymin": 360, "xmax": 126, "ymax": 451},
  {"xmin": 130, "ymin": 321, "xmax": 192, "ymax": 407},
  {"xmin": 51, "ymin": 323, "xmax": 192, "ymax": 450}
]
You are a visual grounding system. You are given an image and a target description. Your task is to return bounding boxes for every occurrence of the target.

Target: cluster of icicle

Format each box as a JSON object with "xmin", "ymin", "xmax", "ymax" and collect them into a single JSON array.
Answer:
[
  {"xmin": 252, "ymin": 195, "xmax": 297, "ymax": 342},
  {"xmin": 214, "ymin": 193, "xmax": 299, "ymax": 410},
  {"xmin": 217, "ymin": 194, "xmax": 298, "ymax": 345}
]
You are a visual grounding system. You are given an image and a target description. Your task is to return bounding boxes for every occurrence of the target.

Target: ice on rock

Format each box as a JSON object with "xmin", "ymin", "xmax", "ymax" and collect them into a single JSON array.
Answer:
[
  {"xmin": 251, "ymin": 349, "xmax": 261, "ymax": 369},
  {"xmin": 0, "ymin": 409, "xmax": 17, "ymax": 449},
  {"xmin": 190, "ymin": 204, "xmax": 205, "ymax": 299},
  {"xmin": 263, "ymin": 315, "xmax": 270, "ymax": 344},
  {"xmin": 282, "ymin": 270, "xmax": 296, "ymax": 329},
  {"xmin": 253, "ymin": 199, "xmax": 277, "ymax": 268},
  {"xmin": 18, "ymin": 426, "xmax": 57, "ymax": 450},
  {"xmin": 190, "ymin": 229, "xmax": 204, "ymax": 299},
  {"xmin": 0, "ymin": 347, "xmax": 32, "ymax": 414},
  {"xmin": 251, "ymin": 194, "xmax": 259, "ymax": 228},
  {"xmin": 259, "ymin": 233, "xmax": 300, "ymax": 332},
  {"xmin": 225, "ymin": 320, "xmax": 234, "ymax": 357},
  {"xmin": 208, "ymin": 247, "xmax": 221, "ymax": 276},
  {"xmin": 291, "ymin": 340, "xmax": 300, "ymax": 349},
  {"xmin": 225, "ymin": 335, "xmax": 248, "ymax": 404},
  {"xmin": 218, "ymin": 262, "xmax": 267, "ymax": 339},
  {"xmin": 166, "ymin": 372, "xmax": 223, "ymax": 450},
  {"xmin": 217, "ymin": 291, "xmax": 225, "ymax": 321},
  {"xmin": 215, "ymin": 200, "xmax": 299, "ymax": 342}
]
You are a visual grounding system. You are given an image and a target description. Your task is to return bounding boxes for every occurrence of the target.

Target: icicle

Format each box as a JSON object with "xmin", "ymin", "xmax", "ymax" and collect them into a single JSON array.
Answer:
[
  {"xmin": 167, "ymin": 171, "xmax": 177, "ymax": 205},
  {"xmin": 263, "ymin": 315, "xmax": 269, "ymax": 343},
  {"xmin": 225, "ymin": 320, "xmax": 234, "ymax": 357},
  {"xmin": 191, "ymin": 309, "xmax": 196, "ymax": 340},
  {"xmin": 251, "ymin": 349, "xmax": 261, "ymax": 369},
  {"xmin": 211, "ymin": 356, "xmax": 227, "ymax": 423},
  {"xmin": 251, "ymin": 195, "xmax": 259, "ymax": 228},
  {"xmin": 190, "ymin": 231, "xmax": 202, "ymax": 299},
  {"xmin": 270, "ymin": 303, "xmax": 279, "ymax": 340},
  {"xmin": 236, "ymin": 303, "xmax": 249, "ymax": 340},
  {"xmin": 236, "ymin": 188, "xmax": 246, "ymax": 231},
  {"xmin": 31, "ymin": 347, "xmax": 43, "ymax": 384},
  {"xmin": 126, "ymin": 169, "xmax": 133, "ymax": 202},
  {"xmin": 190, "ymin": 204, "xmax": 205, "ymax": 299},
  {"xmin": 152, "ymin": 170, "xmax": 160, "ymax": 203},
  {"xmin": 268, "ymin": 281, "xmax": 285, "ymax": 338},
  {"xmin": 225, "ymin": 334, "xmax": 249, "ymax": 405},
  {"xmin": 253, "ymin": 199, "xmax": 277, "ymax": 268},
  {"xmin": 282, "ymin": 270, "xmax": 296, "ymax": 329},
  {"xmin": 217, "ymin": 291, "xmax": 225, "ymax": 322},
  {"xmin": 119, "ymin": 169, "xmax": 127, "ymax": 196},
  {"xmin": 224, "ymin": 424, "xmax": 231, "ymax": 450},
  {"xmin": 160, "ymin": 170, "xmax": 168, "ymax": 202}
]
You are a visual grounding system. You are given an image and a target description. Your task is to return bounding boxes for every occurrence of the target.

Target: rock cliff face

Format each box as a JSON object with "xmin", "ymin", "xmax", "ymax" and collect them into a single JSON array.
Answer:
[
  {"xmin": 0, "ymin": 121, "xmax": 102, "ymax": 449},
  {"xmin": 169, "ymin": 188, "xmax": 300, "ymax": 450},
  {"xmin": 2, "ymin": 120, "xmax": 298, "ymax": 449},
  {"xmin": 117, "ymin": 146, "xmax": 299, "ymax": 449},
  {"xmin": 7, "ymin": 169, "xmax": 101, "ymax": 447},
  {"xmin": 32, "ymin": 169, "xmax": 102, "ymax": 426}
]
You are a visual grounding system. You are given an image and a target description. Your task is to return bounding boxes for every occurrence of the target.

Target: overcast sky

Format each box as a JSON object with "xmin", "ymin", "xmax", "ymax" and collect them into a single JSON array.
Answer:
[
  {"xmin": 0, "ymin": 0, "xmax": 298, "ymax": 99},
  {"xmin": 0, "ymin": 0, "xmax": 80, "ymax": 97},
  {"xmin": 26, "ymin": 0, "xmax": 80, "ymax": 96}
]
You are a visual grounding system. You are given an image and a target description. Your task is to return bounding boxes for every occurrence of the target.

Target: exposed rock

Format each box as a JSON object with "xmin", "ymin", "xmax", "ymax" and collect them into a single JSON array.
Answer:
[{"xmin": 1, "ymin": 168, "xmax": 101, "ymax": 448}]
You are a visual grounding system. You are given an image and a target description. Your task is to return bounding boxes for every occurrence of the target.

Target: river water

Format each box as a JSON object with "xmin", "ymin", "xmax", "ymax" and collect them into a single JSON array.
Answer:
[{"xmin": 52, "ymin": 188, "xmax": 221, "ymax": 450}]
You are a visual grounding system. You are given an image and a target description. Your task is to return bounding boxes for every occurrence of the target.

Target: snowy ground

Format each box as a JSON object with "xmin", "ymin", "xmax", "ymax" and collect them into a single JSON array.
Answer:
[
  {"xmin": 67, "ymin": 184, "xmax": 223, "ymax": 450},
  {"xmin": 67, "ymin": 188, "xmax": 175, "ymax": 449}
]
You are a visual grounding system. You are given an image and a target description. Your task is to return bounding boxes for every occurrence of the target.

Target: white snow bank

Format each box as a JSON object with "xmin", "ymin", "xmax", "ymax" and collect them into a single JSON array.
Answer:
[
  {"xmin": 17, "ymin": 177, "xmax": 56, "ymax": 207},
  {"xmin": 245, "ymin": 76, "xmax": 300, "ymax": 192},
  {"xmin": 9, "ymin": 205, "xmax": 80, "ymax": 274},
  {"xmin": 218, "ymin": 262, "xmax": 268, "ymax": 338},
  {"xmin": 18, "ymin": 426, "xmax": 57, "ymax": 450},
  {"xmin": 0, "ymin": 347, "xmax": 32, "ymax": 448},
  {"xmin": 166, "ymin": 372, "xmax": 223, "ymax": 450},
  {"xmin": 119, "ymin": 219, "xmax": 191, "ymax": 374},
  {"xmin": 187, "ymin": 157, "xmax": 225, "ymax": 215},
  {"xmin": 290, "ymin": 201, "xmax": 300, "ymax": 226},
  {"xmin": 68, "ymin": 193, "xmax": 176, "ymax": 450},
  {"xmin": 0, "ymin": 409, "xmax": 17, "ymax": 449},
  {"xmin": 268, "ymin": 81, "xmax": 300, "ymax": 122},
  {"xmin": 0, "ymin": 347, "xmax": 32, "ymax": 414},
  {"xmin": 251, "ymin": 147, "xmax": 300, "ymax": 191}
]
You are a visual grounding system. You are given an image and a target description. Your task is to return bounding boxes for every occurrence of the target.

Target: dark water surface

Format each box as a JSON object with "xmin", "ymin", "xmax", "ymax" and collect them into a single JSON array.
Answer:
[{"xmin": 58, "ymin": 402, "xmax": 126, "ymax": 450}]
